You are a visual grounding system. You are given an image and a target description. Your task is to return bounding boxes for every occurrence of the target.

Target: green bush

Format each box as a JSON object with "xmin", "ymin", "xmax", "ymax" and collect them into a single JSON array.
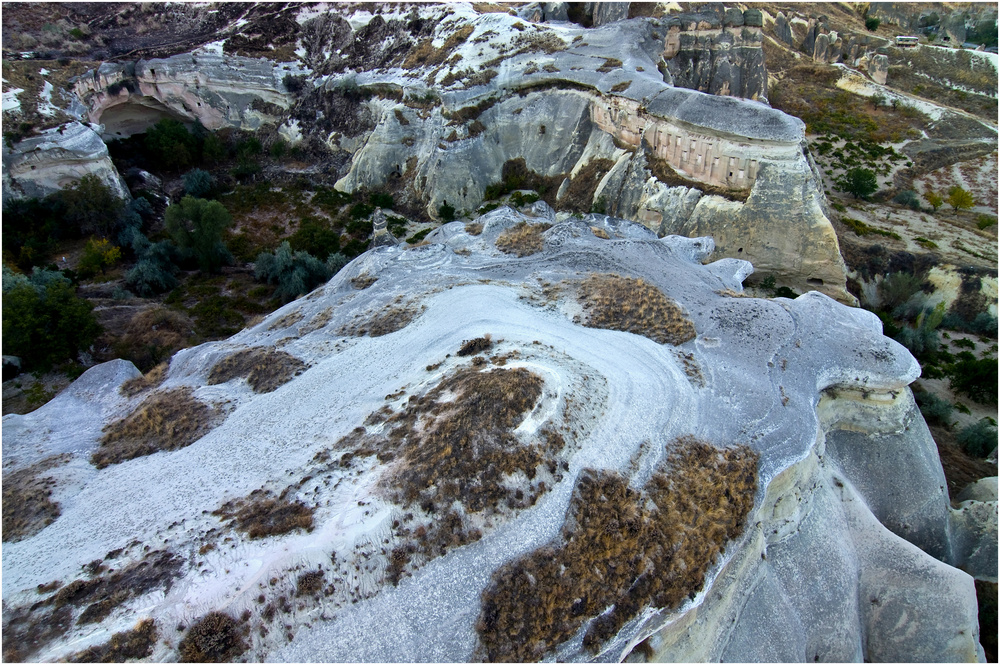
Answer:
[
  {"xmin": 254, "ymin": 242, "xmax": 331, "ymax": 303},
  {"xmin": 123, "ymin": 231, "xmax": 183, "ymax": 296},
  {"xmin": 865, "ymin": 16, "xmax": 880, "ymax": 31},
  {"xmin": 2, "ymin": 196, "xmax": 68, "ymax": 270},
  {"xmin": 2, "ymin": 270, "xmax": 100, "ymax": 371},
  {"xmin": 976, "ymin": 214, "xmax": 997, "ymax": 230},
  {"xmin": 947, "ymin": 354, "xmax": 998, "ymax": 404},
  {"xmin": 914, "ymin": 389, "xmax": 954, "ymax": 426},
  {"xmin": 438, "ymin": 201, "xmax": 456, "ymax": 222},
  {"xmin": 946, "ymin": 185, "xmax": 975, "ymax": 211},
  {"xmin": 350, "ymin": 203, "xmax": 375, "ymax": 220},
  {"xmin": 77, "ymin": 237, "xmax": 122, "ymax": 278},
  {"xmin": 144, "ymin": 118, "xmax": 201, "ymax": 170},
  {"xmin": 956, "ymin": 418, "xmax": 998, "ymax": 457},
  {"xmin": 835, "ymin": 167, "xmax": 878, "ymax": 199},
  {"xmin": 892, "ymin": 190, "xmax": 921, "ymax": 210},
  {"xmin": 183, "ymin": 168, "xmax": 215, "ymax": 198},
  {"xmin": 288, "ymin": 217, "xmax": 341, "ymax": 260},
  {"xmin": 369, "ymin": 192, "xmax": 394, "ymax": 209},
  {"xmin": 60, "ymin": 174, "xmax": 126, "ymax": 237},
  {"xmin": 165, "ymin": 196, "xmax": 233, "ymax": 273}
]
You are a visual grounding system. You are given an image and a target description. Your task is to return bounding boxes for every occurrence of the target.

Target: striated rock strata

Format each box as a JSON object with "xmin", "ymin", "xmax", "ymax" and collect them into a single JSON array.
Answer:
[{"xmin": 2, "ymin": 209, "xmax": 992, "ymax": 662}]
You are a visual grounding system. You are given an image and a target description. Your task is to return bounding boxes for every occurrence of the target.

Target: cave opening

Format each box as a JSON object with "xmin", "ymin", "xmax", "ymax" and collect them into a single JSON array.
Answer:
[{"xmin": 96, "ymin": 96, "xmax": 194, "ymax": 141}]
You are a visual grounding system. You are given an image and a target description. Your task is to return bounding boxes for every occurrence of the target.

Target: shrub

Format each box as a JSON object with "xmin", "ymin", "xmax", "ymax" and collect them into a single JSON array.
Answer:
[
  {"xmin": 326, "ymin": 252, "xmax": 350, "ymax": 275},
  {"xmin": 178, "ymin": 612, "xmax": 247, "ymax": 663},
  {"xmin": 182, "ymin": 168, "xmax": 214, "ymax": 198},
  {"xmin": 59, "ymin": 174, "xmax": 126, "ymax": 237},
  {"xmin": 66, "ymin": 618, "xmax": 158, "ymax": 663},
  {"xmin": 438, "ymin": 201, "xmax": 456, "ymax": 222},
  {"xmin": 77, "ymin": 237, "xmax": 122, "ymax": 278},
  {"xmin": 115, "ymin": 307, "xmax": 192, "ymax": 372},
  {"xmin": 2, "ymin": 273, "xmax": 100, "ymax": 371},
  {"xmin": 92, "ymin": 388, "xmax": 221, "ymax": 468},
  {"xmin": 865, "ymin": 16, "xmax": 880, "ymax": 31},
  {"xmin": 893, "ymin": 190, "xmax": 921, "ymax": 210},
  {"xmin": 956, "ymin": 419, "xmax": 998, "ymax": 458},
  {"xmin": 125, "ymin": 238, "xmax": 182, "ymax": 296},
  {"xmin": 947, "ymin": 354, "xmax": 997, "ymax": 404},
  {"xmin": 976, "ymin": 214, "xmax": 997, "ymax": 230},
  {"xmin": 144, "ymin": 118, "xmax": 200, "ymax": 170},
  {"xmin": 924, "ymin": 190, "xmax": 943, "ymax": 211},
  {"xmin": 254, "ymin": 241, "xmax": 331, "ymax": 303},
  {"xmin": 213, "ymin": 487, "xmax": 314, "ymax": 539},
  {"xmin": 915, "ymin": 389, "xmax": 954, "ymax": 426},
  {"xmin": 370, "ymin": 192, "xmax": 394, "ymax": 209},
  {"xmin": 283, "ymin": 73, "xmax": 306, "ymax": 93},
  {"xmin": 288, "ymin": 217, "xmax": 341, "ymax": 259},
  {"xmin": 165, "ymin": 196, "xmax": 233, "ymax": 273},
  {"xmin": 878, "ymin": 271, "xmax": 922, "ymax": 313},
  {"xmin": 946, "ymin": 185, "xmax": 975, "ymax": 211},
  {"xmin": 836, "ymin": 167, "xmax": 878, "ymax": 199}
]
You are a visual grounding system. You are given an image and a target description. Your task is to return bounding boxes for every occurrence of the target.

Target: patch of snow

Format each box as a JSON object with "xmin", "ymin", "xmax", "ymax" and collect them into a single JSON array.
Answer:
[
  {"xmin": 37, "ymin": 81, "xmax": 57, "ymax": 117},
  {"xmin": 38, "ymin": 68, "xmax": 49, "ymax": 76},
  {"xmin": 3, "ymin": 87, "xmax": 23, "ymax": 112},
  {"xmin": 198, "ymin": 40, "xmax": 226, "ymax": 55}
]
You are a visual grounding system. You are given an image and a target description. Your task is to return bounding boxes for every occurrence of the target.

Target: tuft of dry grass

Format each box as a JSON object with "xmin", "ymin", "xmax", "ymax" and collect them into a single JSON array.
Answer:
[
  {"xmin": 112, "ymin": 307, "xmax": 193, "ymax": 373},
  {"xmin": 119, "ymin": 361, "xmax": 169, "ymax": 398},
  {"xmin": 296, "ymin": 570, "xmax": 326, "ymax": 597},
  {"xmin": 178, "ymin": 612, "xmax": 247, "ymax": 663},
  {"xmin": 300, "ymin": 307, "xmax": 334, "ymax": 334},
  {"xmin": 66, "ymin": 618, "xmax": 158, "ymax": 662},
  {"xmin": 477, "ymin": 438, "xmax": 758, "ymax": 661},
  {"xmin": 92, "ymin": 388, "xmax": 222, "ymax": 469},
  {"xmin": 2, "ymin": 455, "xmax": 69, "ymax": 543},
  {"xmin": 610, "ymin": 80, "xmax": 632, "ymax": 93},
  {"xmin": 647, "ymin": 155, "xmax": 750, "ymax": 202},
  {"xmin": 465, "ymin": 222, "xmax": 484, "ymax": 236},
  {"xmin": 351, "ymin": 275, "xmax": 378, "ymax": 290},
  {"xmin": 339, "ymin": 297, "xmax": 423, "ymax": 337},
  {"xmin": 268, "ymin": 309, "xmax": 304, "ymax": 331},
  {"xmin": 590, "ymin": 226, "xmax": 610, "ymax": 239},
  {"xmin": 458, "ymin": 334, "xmax": 493, "ymax": 356},
  {"xmin": 576, "ymin": 274, "xmax": 696, "ymax": 345},
  {"xmin": 403, "ymin": 25, "xmax": 474, "ymax": 69},
  {"xmin": 496, "ymin": 221, "xmax": 552, "ymax": 257},
  {"xmin": 214, "ymin": 487, "xmax": 314, "ymax": 540},
  {"xmin": 208, "ymin": 348, "xmax": 307, "ymax": 393}
]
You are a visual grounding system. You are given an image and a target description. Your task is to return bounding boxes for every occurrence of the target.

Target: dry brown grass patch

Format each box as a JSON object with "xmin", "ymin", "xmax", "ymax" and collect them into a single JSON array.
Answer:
[
  {"xmin": 178, "ymin": 612, "xmax": 248, "ymax": 663},
  {"xmin": 351, "ymin": 275, "xmax": 378, "ymax": 289},
  {"xmin": 300, "ymin": 307, "xmax": 334, "ymax": 334},
  {"xmin": 477, "ymin": 438, "xmax": 758, "ymax": 661},
  {"xmin": 214, "ymin": 487, "xmax": 314, "ymax": 540},
  {"xmin": 208, "ymin": 348, "xmax": 307, "ymax": 393},
  {"xmin": 332, "ymin": 364, "xmax": 567, "ymax": 585},
  {"xmin": 577, "ymin": 274, "xmax": 696, "ymax": 345},
  {"xmin": 402, "ymin": 25, "xmax": 474, "ymax": 69},
  {"xmin": 2, "ymin": 454, "xmax": 69, "ymax": 542},
  {"xmin": 339, "ymin": 298, "xmax": 423, "ymax": 337},
  {"xmin": 268, "ymin": 309, "xmax": 304, "ymax": 331},
  {"xmin": 113, "ymin": 307, "xmax": 193, "ymax": 373},
  {"xmin": 120, "ymin": 361, "xmax": 169, "ymax": 398},
  {"xmin": 496, "ymin": 221, "xmax": 552, "ymax": 257},
  {"xmin": 465, "ymin": 222, "xmax": 484, "ymax": 236},
  {"xmin": 296, "ymin": 570, "xmax": 326, "ymax": 597},
  {"xmin": 458, "ymin": 334, "xmax": 494, "ymax": 356},
  {"xmin": 92, "ymin": 388, "xmax": 222, "ymax": 469},
  {"xmin": 66, "ymin": 618, "xmax": 158, "ymax": 663},
  {"xmin": 590, "ymin": 226, "xmax": 610, "ymax": 239},
  {"xmin": 648, "ymin": 155, "xmax": 751, "ymax": 202}
]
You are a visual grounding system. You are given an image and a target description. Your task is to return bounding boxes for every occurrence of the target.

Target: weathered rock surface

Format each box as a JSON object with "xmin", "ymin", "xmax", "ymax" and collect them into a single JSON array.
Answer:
[
  {"xmin": 1, "ymin": 121, "xmax": 129, "ymax": 204},
  {"xmin": 1, "ymin": 210, "xmax": 992, "ymax": 662}
]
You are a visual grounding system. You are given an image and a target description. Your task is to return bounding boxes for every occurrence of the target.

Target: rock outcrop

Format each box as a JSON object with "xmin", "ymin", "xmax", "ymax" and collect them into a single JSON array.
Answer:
[
  {"xmin": 660, "ymin": 7, "xmax": 767, "ymax": 101},
  {"xmin": 2, "ymin": 211, "xmax": 991, "ymax": 662},
  {"xmin": 1, "ymin": 121, "xmax": 129, "ymax": 204}
]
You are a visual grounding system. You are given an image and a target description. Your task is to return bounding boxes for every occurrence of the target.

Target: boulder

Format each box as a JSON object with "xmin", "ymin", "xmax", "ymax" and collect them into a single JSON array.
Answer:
[
  {"xmin": 814, "ymin": 32, "xmax": 831, "ymax": 62},
  {"xmin": 869, "ymin": 53, "xmax": 889, "ymax": 85},
  {"xmin": 774, "ymin": 12, "xmax": 795, "ymax": 46},
  {"xmin": 592, "ymin": 1, "xmax": 629, "ymax": 26}
]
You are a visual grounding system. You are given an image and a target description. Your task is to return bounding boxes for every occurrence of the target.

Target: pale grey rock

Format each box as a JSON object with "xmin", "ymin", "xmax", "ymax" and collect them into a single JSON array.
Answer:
[
  {"xmin": 950, "ymin": 500, "xmax": 999, "ymax": 582},
  {"xmin": 869, "ymin": 53, "xmax": 889, "ymax": 85},
  {"xmin": 2, "ymin": 210, "xmax": 986, "ymax": 662},
  {"xmin": 542, "ymin": 3, "xmax": 569, "ymax": 22},
  {"xmin": 592, "ymin": 2, "xmax": 630, "ymax": 27},
  {"xmin": 957, "ymin": 476, "xmax": 998, "ymax": 503},
  {"xmin": 2, "ymin": 121, "xmax": 129, "ymax": 204},
  {"xmin": 942, "ymin": 13, "xmax": 968, "ymax": 45},
  {"xmin": 814, "ymin": 32, "xmax": 831, "ymax": 62}
]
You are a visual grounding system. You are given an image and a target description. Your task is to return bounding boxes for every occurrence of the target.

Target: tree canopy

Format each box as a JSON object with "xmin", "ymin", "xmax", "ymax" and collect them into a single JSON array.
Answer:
[{"xmin": 165, "ymin": 196, "xmax": 233, "ymax": 273}]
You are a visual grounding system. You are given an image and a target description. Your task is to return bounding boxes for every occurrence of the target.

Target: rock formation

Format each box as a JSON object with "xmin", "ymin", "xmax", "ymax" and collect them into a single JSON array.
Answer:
[
  {"xmin": 2, "ymin": 4, "xmax": 857, "ymax": 301},
  {"xmin": 1, "ymin": 121, "xmax": 129, "ymax": 203},
  {"xmin": 2, "ymin": 209, "xmax": 992, "ymax": 662}
]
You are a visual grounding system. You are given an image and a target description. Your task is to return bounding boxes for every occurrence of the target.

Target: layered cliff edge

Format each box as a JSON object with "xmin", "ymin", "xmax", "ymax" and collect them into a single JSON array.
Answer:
[{"xmin": 2, "ymin": 209, "xmax": 994, "ymax": 662}]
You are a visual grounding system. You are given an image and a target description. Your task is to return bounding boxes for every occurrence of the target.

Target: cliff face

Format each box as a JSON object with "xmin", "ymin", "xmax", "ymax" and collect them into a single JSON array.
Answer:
[
  {"xmin": 661, "ymin": 7, "xmax": 767, "ymax": 101},
  {"xmin": 2, "ymin": 210, "xmax": 992, "ymax": 662}
]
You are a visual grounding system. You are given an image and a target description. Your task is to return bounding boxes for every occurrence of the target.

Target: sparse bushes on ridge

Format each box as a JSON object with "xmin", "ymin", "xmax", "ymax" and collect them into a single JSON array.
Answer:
[{"xmin": 66, "ymin": 618, "xmax": 158, "ymax": 663}]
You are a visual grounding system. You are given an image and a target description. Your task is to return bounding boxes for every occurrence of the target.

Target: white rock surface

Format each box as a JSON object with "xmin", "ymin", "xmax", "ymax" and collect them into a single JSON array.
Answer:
[{"xmin": 2, "ymin": 211, "xmax": 990, "ymax": 662}]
